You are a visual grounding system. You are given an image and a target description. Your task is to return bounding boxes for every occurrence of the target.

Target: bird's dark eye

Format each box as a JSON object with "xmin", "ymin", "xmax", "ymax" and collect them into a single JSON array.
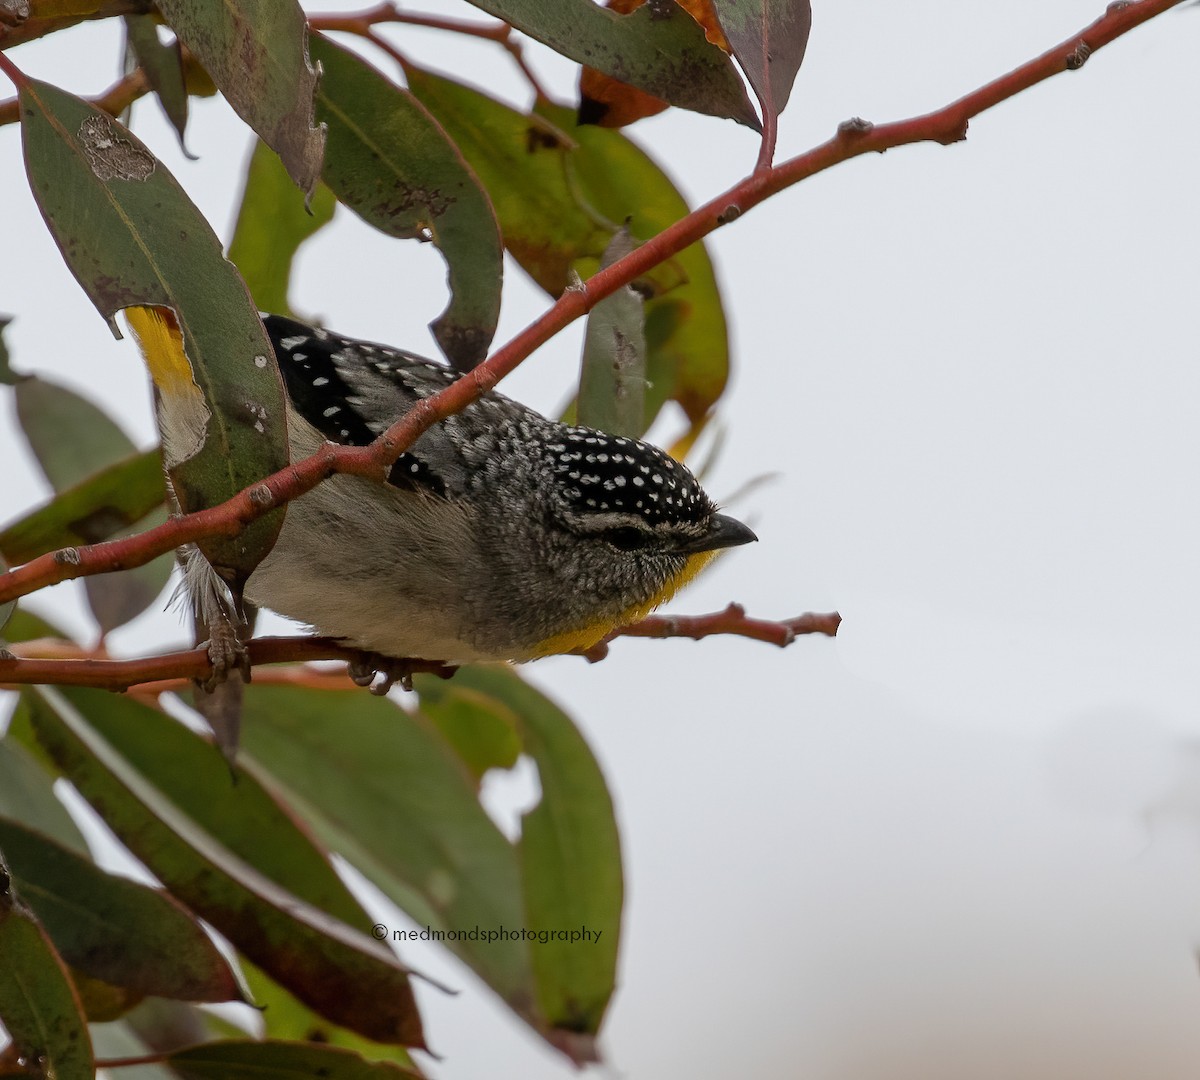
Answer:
[{"xmin": 606, "ymin": 526, "xmax": 650, "ymax": 551}]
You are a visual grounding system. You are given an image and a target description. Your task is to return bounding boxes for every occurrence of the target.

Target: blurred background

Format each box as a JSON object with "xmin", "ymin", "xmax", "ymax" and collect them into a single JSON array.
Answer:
[{"xmin": 4, "ymin": 1, "xmax": 1200, "ymax": 1076}]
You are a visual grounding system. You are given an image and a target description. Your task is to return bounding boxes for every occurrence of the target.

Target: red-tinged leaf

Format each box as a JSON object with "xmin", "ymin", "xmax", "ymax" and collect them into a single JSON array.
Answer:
[
  {"xmin": 0, "ymin": 818, "xmax": 243, "ymax": 1003},
  {"xmin": 16, "ymin": 80, "xmax": 288, "ymax": 590},
  {"xmin": 167, "ymin": 1039, "xmax": 422, "ymax": 1080},
  {"xmin": 123, "ymin": 13, "xmax": 191, "ymax": 153},
  {"xmin": 23, "ymin": 687, "xmax": 426, "ymax": 1049},
  {"xmin": 0, "ymin": 449, "xmax": 165, "ymax": 566},
  {"xmin": 577, "ymin": 0, "xmax": 730, "ymax": 128},
  {"xmin": 0, "ymin": 858, "xmax": 94, "ymax": 1080},
  {"xmin": 154, "ymin": 0, "xmax": 324, "ymax": 195},
  {"xmin": 464, "ymin": 0, "xmax": 757, "ymax": 128},
  {"xmin": 238, "ymin": 962, "xmax": 423, "ymax": 1076},
  {"xmin": 309, "ymin": 33, "xmax": 501, "ymax": 370},
  {"xmin": 711, "ymin": 0, "xmax": 812, "ymax": 120},
  {"xmin": 228, "ymin": 138, "xmax": 337, "ymax": 319}
]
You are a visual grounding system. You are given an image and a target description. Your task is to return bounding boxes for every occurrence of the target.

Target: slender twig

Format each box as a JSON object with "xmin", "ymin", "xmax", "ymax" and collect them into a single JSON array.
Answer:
[
  {"xmin": 615, "ymin": 604, "xmax": 841, "ymax": 646},
  {"xmin": 0, "ymin": 0, "xmax": 1183, "ymax": 625},
  {"xmin": 309, "ymin": 1, "xmax": 550, "ymax": 101},
  {"xmin": 0, "ymin": 67, "xmax": 149, "ymax": 128},
  {"xmin": 0, "ymin": 636, "xmax": 453, "ymax": 692},
  {"xmin": 0, "ymin": 1, "xmax": 150, "ymax": 50},
  {"xmin": 92, "ymin": 1054, "xmax": 170, "ymax": 1070},
  {"xmin": 0, "ymin": 607, "xmax": 836, "ymax": 690}
]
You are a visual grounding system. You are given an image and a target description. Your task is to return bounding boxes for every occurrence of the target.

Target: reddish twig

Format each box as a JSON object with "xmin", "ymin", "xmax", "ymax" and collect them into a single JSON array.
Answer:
[
  {"xmin": 614, "ymin": 603, "xmax": 841, "ymax": 646},
  {"xmin": 0, "ymin": 636, "xmax": 454, "ymax": 693},
  {"xmin": 0, "ymin": 606, "xmax": 836, "ymax": 690},
  {"xmin": 0, "ymin": 0, "xmax": 1182, "ymax": 618},
  {"xmin": 309, "ymin": 1, "xmax": 550, "ymax": 101},
  {"xmin": 0, "ymin": 1, "xmax": 150, "ymax": 51},
  {"xmin": 0, "ymin": 66, "xmax": 149, "ymax": 128}
]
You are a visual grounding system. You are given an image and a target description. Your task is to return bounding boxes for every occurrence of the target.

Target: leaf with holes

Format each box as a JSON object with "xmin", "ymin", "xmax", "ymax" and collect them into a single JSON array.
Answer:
[
  {"xmin": 442, "ymin": 667, "xmax": 622, "ymax": 1048},
  {"xmin": 16, "ymin": 78, "xmax": 287, "ymax": 590},
  {"xmin": 309, "ymin": 33, "xmax": 501, "ymax": 371}
]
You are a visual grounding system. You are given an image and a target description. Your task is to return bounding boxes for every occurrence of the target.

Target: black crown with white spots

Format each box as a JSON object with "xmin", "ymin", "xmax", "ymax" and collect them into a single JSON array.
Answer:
[{"xmin": 545, "ymin": 428, "xmax": 711, "ymax": 527}]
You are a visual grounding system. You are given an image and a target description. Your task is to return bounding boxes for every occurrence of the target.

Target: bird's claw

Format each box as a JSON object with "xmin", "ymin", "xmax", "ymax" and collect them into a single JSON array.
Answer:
[{"xmin": 197, "ymin": 618, "xmax": 250, "ymax": 692}]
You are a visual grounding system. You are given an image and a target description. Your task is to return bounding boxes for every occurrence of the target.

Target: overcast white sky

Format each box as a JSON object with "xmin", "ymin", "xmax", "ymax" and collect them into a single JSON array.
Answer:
[{"xmin": 4, "ymin": 2, "xmax": 1200, "ymax": 1077}]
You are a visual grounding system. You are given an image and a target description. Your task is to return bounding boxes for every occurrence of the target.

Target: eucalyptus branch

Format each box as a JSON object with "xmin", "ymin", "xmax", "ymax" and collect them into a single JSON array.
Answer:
[
  {"xmin": 0, "ymin": 66, "xmax": 148, "ymax": 128},
  {"xmin": 0, "ymin": 0, "xmax": 150, "ymax": 51},
  {"xmin": 308, "ymin": 1, "xmax": 550, "ymax": 101},
  {"xmin": 0, "ymin": 608, "xmax": 839, "ymax": 690},
  {"xmin": 0, "ymin": 0, "xmax": 1182, "ymax": 616}
]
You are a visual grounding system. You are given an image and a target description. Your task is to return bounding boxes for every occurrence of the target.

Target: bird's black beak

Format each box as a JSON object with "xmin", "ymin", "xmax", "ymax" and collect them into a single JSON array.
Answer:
[{"xmin": 678, "ymin": 513, "xmax": 758, "ymax": 555}]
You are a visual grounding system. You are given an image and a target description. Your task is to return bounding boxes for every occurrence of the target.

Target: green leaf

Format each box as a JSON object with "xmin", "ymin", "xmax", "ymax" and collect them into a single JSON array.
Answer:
[
  {"xmin": 18, "ymin": 80, "xmax": 288, "ymax": 589},
  {"xmin": 123, "ymin": 13, "xmax": 191, "ymax": 152},
  {"xmin": 0, "ymin": 736, "xmax": 88, "ymax": 855},
  {"xmin": 15, "ymin": 375, "xmax": 136, "ymax": 492},
  {"xmin": 228, "ymin": 138, "xmax": 336, "ymax": 318},
  {"xmin": 462, "ymin": 0, "xmax": 758, "ymax": 127},
  {"xmin": 0, "ymin": 857, "xmax": 94, "ymax": 1080},
  {"xmin": 237, "ymin": 684, "xmax": 532, "ymax": 1009},
  {"xmin": 405, "ymin": 69, "xmax": 729, "ymax": 430},
  {"xmin": 413, "ymin": 682, "xmax": 522, "ymax": 786},
  {"xmin": 154, "ymin": 0, "xmax": 324, "ymax": 195},
  {"xmin": 710, "ymin": 0, "xmax": 812, "ymax": 120},
  {"xmin": 12, "ymin": 377, "xmax": 172, "ymax": 633},
  {"xmin": 541, "ymin": 102, "xmax": 730, "ymax": 427},
  {"xmin": 310, "ymin": 33, "xmax": 502, "ymax": 370},
  {"xmin": 167, "ymin": 1039, "xmax": 422, "ymax": 1080},
  {"xmin": 0, "ymin": 817, "xmax": 243, "ymax": 1002},
  {"xmin": 23, "ymin": 686, "xmax": 426, "ymax": 1049},
  {"xmin": 0, "ymin": 449, "xmax": 165, "ymax": 565},
  {"xmin": 238, "ymin": 962, "xmax": 422, "ymax": 1075},
  {"xmin": 0, "ymin": 314, "xmax": 18, "ymax": 385},
  {"xmin": 578, "ymin": 226, "xmax": 646, "ymax": 437},
  {"xmin": 444, "ymin": 667, "xmax": 621, "ymax": 1038},
  {"xmin": 240, "ymin": 676, "xmax": 621, "ymax": 1052}
]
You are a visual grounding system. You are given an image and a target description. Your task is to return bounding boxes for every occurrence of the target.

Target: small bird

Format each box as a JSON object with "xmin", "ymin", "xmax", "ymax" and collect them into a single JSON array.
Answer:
[{"xmin": 182, "ymin": 314, "xmax": 756, "ymax": 670}]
